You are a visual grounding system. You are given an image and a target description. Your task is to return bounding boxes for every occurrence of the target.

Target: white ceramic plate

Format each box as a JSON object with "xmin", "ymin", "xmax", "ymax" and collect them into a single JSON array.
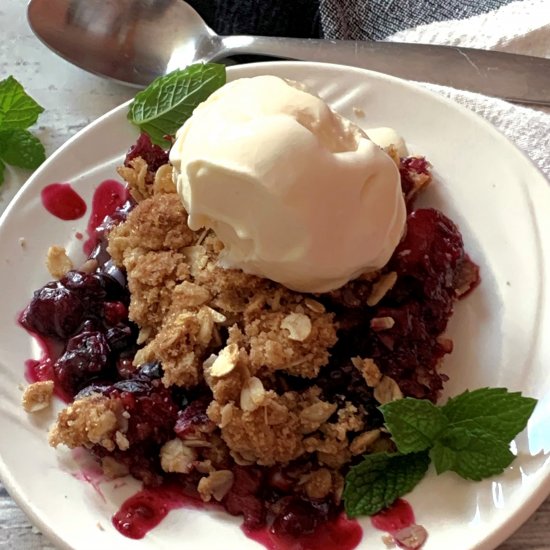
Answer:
[{"xmin": 0, "ymin": 61, "xmax": 549, "ymax": 550}]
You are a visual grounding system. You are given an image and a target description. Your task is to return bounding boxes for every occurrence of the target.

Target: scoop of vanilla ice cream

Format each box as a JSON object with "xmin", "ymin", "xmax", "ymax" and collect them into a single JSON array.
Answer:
[{"xmin": 170, "ymin": 75, "xmax": 406, "ymax": 293}]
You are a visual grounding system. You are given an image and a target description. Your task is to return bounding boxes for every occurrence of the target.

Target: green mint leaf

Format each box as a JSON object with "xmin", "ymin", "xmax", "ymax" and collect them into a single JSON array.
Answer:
[
  {"xmin": 343, "ymin": 451, "xmax": 430, "ymax": 517},
  {"xmin": 128, "ymin": 63, "xmax": 226, "ymax": 146},
  {"xmin": 0, "ymin": 159, "xmax": 5, "ymax": 186},
  {"xmin": 380, "ymin": 397, "xmax": 448, "ymax": 453},
  {"xmin": 430, "ymin": 427, "xmax": 515, "ymax": 481},
  {"xmin": 0, "ymin": 129, "xmax": 46, "ymax": 169},
  {"xmin": 0, "ymin": 76, "xmax": 44, "ymax": 130},
  {"xmin": 442, "ymin": 388, "xmax": 537, "ymax": 443}
]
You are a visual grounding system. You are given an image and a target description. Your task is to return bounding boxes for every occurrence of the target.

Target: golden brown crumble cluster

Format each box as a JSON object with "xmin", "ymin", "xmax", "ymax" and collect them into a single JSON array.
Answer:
[
  {"xmin": 50, "ymin": 394, "xmax": 126, "ymax": 451},
  {"xmin": 22, "ymin": 381, "xmax": 54, "ymax": 413},
  {"xmin": 47, "ymin": 152, "xmax": 422, "ymax": 503},
  {"xmin": 107, "ymin": 178, "xmax": 338, "ymax": 392}
]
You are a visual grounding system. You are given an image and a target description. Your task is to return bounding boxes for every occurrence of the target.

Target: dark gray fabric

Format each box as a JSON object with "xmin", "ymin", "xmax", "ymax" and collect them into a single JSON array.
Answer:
[
  {"xmin": 320, "ymin": 0, "xmax": 517, "ymax": 40},
  {"xmin": 185, "ymin": 0, "xmax": 322, "ymax": 38},
  {"xmin": 185, "ymin": 0, "xmax": 514, "ymax": 41}
]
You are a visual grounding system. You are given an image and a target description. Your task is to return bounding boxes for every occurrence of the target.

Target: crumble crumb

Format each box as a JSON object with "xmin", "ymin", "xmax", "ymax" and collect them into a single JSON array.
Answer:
[
  {"xmin": 153, "ymin": 163, "xmax": 177, "ymax": 195},
  {"xmin": 374, "ymin": 376, "xmax": 404, "ymax": 404},
  {"xmin": 46, "ymin": 245, "xmax": 73, "ymax": 278},
  {"xmin": 454, "ymin": 256, "xmax": 480, "ymax": 297},
  {"xmin": 209, "ymin": 343, "xmax": 239, "ymax": 378},
  {"xmin": 351, "ymin": 357, "xmax": 382, "ymax": 387},
  {"xmin": 18, "ymin": 237, "xmax": 26, "ymax": 248},
  {"xmin": 304, "ymin": 402, "xmax": 364, "ymax": 469},
  {"xmin": 350, "ymin": 429, "xmax": 381, "ymax": 455},
  {"xmin": 281, "ymin": 312, "xmax": 312, "ymax": 341},
  {"xmin": 197, "ymin": 470, "xmax": 234, "ymax": 502},
  {"xmin": 22, "ymin": 381, "xmax": 54, "ymax": 413},
  {"xmin": 302, "ymin": 467, "xmax": 332, "ymax": 500},
  {"xmin": 203, "ymin": 344, "xmax": 251, "ymax": 404},
  {"xmin": 370, "ymin": 316, "xmax": 395, "ymax": 331},
  {"xmin": 160, "ymin": 439, "xmax": 197, "ymax": 473},
  {"xmin": 117, "ymin": 157, "xmax": 149, "ymax": 202},
  {"xmin": 49, "ymin": 395, "xmax": 124, "ymax": 451},
  {"xmin": 115, "ymin": 430, "xmax": 130, "ymax": 451},
  {"xmin": 403, "ymin": 157, "xmax": 432, "ymax": 201},
  {"xmin": 116, "ymin": 157, "xmax": 178, "ymax": 202}
]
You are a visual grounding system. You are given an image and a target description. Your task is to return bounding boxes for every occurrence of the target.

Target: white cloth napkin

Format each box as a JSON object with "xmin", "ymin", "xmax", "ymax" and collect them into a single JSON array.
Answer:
[{"xmin": 386, "ymin": 0, "xmax": 550, "ymax": 179}]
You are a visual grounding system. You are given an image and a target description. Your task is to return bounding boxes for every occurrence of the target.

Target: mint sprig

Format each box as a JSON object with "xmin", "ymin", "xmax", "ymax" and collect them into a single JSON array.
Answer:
[
  {"xmin": 344, "ymin": 388, "xmax": 537, "ymax": 517},
  {"xmin": 0, "ymin": 76, "xmax": 46, "ymax": 185},
  {"xmin": 128, "ymin": 63, "xmax": 226, "ymax": 147},
  {"xmin": 431, "ymin": 427, "xmax": 515, "ymax": 480},
  {"xmin": 379, "ymin": 397, "xmax": 447, "ymax": 453},
  {"xmin": 441, "ymin": 387, "xmax": 537, "ymax": 442},
  {"xmin": 0, "ymin": 129, "xmax": 46, "ymax": 169},
  {"xmin": 0, "ymin": 76, "xmax": 44, "ymax": 129},
  {"xmin": 344, "ymin": 452, "xmax": 430, "ymax": 517}
]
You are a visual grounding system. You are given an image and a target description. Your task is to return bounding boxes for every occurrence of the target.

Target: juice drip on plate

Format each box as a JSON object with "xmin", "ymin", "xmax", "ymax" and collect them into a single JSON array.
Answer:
[
  {"xmin": 84, "ymin": 179, "xmax": 129, "ymax": 255},
  {"xmin": 371, "ymin": 499, "xmax": 427, "ymax": 549},
  {"xmin": 41, "ymin": 183, "xmax": 87, "ymax": 220},
  {"xmin": 112, "ymin": 483, "xmax": 207, "ymax": 540},
  {"xmin": 112, "ymin": 481, "xmax": 362, "ymax": 550}
]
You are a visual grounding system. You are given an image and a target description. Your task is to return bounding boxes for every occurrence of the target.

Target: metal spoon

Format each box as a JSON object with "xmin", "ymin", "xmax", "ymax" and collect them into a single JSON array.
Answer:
[{"xmin": 28, "ymin": 0, "xmax": 550, "ymax": 105}]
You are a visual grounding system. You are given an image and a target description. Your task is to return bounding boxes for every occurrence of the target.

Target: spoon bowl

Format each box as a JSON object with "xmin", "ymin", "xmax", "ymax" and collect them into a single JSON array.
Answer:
[
  {"xmin": 27, "ymin": 0, "xmax": 550, "ymax": 105},
  {"xmin": 28, "ymin": 0, "xmax": 225, "ymax": 86}
]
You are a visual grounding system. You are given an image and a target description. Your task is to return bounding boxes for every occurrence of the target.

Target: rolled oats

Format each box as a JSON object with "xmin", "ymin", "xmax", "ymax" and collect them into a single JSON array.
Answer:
[
  {"xmin": 281, "ymin": 313, "xmax": 312, "ymax": 342},
  {"xmin": 367, "ymin": 271, "xmax": 397, "ymax": 306},
  {"xmin": 240, "ymin": 376, "xmax": 266, "ymax": 412},
  {"xmin": 370, "ymin": 316, "xmax": 395, "ymax": 331},
  {"xmin": 209, "ymin": 343, "xmax": 239, "ymax": 378},
  {"xmin": 198, "ymin": 470, "xmax": 234, "ymax": 502},
  {"xmin": 304, "ymin": 298, "xmax": 325, "ymax": 313},
  {"xmin": 300, "ymin": 402, "xmax": 337, "ymax": 425},
  {"xmin": 350, "ymin": 429, "xmax": 381, "ymax": 455},
  {"xmin": 115, "ymin": 431, "xmax": 130, "ymax": 451},
  {"xmin": 374, "ymin": 376, "xmax": 404, "ymax": 404},
  {"xmin": 394, "ymin": 525, "xmax": 428, "ymax": 549},
  {"xmin": 351, "ymin": 357, "xmax": 382, "ymax": 388}
]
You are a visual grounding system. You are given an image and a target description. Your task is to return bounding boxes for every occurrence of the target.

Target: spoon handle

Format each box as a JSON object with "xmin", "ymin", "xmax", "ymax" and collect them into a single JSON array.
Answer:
[{"xmin": 220, "ymin": 36, "xmax": 550, "ymax": 106}]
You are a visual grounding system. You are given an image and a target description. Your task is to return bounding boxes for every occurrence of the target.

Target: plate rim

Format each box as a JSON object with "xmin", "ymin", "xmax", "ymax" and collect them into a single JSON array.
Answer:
[{"xmin": 1, "ymin": 60, "xmax": 549, "ymax": 550}]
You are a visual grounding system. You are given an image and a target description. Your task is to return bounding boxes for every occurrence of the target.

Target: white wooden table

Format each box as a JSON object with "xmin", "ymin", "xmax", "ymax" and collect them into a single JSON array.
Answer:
[{"xmin": 1, "ymin": 0, "xmax": 549, "ymax": 548}]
